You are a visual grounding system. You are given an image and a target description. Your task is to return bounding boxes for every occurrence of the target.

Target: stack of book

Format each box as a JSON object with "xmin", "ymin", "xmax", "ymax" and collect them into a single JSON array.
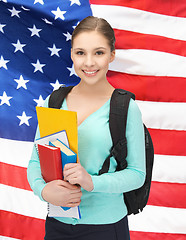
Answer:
[
  {"xmin": 35, "ymin": 107, "xmax": 81, "ymax": 219},
  {"xmin": 35, "ymin": 130, "xmax": 77, "ymax": 182}
]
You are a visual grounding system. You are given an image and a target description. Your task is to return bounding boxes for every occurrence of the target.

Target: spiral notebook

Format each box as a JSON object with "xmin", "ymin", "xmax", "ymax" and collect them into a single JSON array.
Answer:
[{"xmin": 48, "ymin": 203, "xmax": 81, "ymax": 219}]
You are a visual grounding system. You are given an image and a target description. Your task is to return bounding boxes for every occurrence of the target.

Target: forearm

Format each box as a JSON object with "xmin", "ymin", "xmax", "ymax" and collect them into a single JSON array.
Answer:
[
  {"xmin": 27, "ymin": 97, "xmax": 50, "ymax": 200},
  {"xmin": 91, "ymin": 166, "xmax": 145, "ymax": 193},
  {"xmin": 27, "ymin": 146, "xmax": 47, "ymax": 201},
  {"xmin": 91, "ymin": 99, "xmax": 146, "ymax": 194}
]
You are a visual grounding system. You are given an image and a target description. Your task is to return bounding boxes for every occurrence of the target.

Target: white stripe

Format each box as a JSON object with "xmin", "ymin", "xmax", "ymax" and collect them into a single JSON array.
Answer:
[
  {"xmin": 91, "ymin": 4, "xmax": 186, "ymax": 41},
  {"xmin": 2, "ymin": 186, "xmax": 186, "ymax": 234},
  {"xmin": 128, "ymin": 205, "xmax": 186, "ymax": 234},
  {"xmin": 1, "ymin": 143, "xmax": 185, "ymax": 184},
  {"xmin": 1, "ymin": 141, "xmax": 185, "ymax": 185},
  {"xmin": 109, "ymin": 49, "xmax": 186, "ymax": 77},
  {"xmin": 0, "ymin": 184, "xmax": 47, "ymax": 220},
  {"xmin": 153, "ymin": 154, "xmax": 186, "ymax": 183},
  {"xmin": 136, "ymin": 100, "xmax": 186, "ymax": 131},
  {"xmin": 0, "ymin": 138, "xmax": 34, "ymax": 168},
  {"xmin": 0, "ymin": 237, "xmax": 20, "ymax": 240}
]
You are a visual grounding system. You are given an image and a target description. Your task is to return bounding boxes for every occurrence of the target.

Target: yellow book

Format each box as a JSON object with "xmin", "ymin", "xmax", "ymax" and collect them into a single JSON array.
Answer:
[{"xmin": 36, "ymin": 107, "xmax": 78, "ymax": 154}]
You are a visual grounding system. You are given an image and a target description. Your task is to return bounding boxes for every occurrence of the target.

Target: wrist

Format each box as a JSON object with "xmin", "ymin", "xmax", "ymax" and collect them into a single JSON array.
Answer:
[
  {"xmin": 87, "ymin": 175, "xmax": 94, "ymax": 192},
  {"xmin": 41, "ymin": 184, "xmax": 48, "ymax": 202},
  {"xmin": 33, "ymin": 180, "xmax": 47, "ymax": 202}
]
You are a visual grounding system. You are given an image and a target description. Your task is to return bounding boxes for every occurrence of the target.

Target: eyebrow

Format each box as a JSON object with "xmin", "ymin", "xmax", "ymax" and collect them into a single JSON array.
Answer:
[
  {"xmin": 95, "ymin": 47, "xmax": 107, "ymax": 50},
  {"xmin": 73, "ymin": 47, "xmax": 107, "ymax": 51},
  {"xmin": 73, "ymin": 48, "xmax": 84, "ymax": 51}
]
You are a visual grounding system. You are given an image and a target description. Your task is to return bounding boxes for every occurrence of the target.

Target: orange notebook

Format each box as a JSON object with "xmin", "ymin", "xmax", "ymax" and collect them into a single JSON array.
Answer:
[
  {"xmin": 37, "ymin": 144, "xmax": 62, "ymax": 182},
  {"xmin": 36, "ymin": 107, "xmax": 78, "ymax": 154}
]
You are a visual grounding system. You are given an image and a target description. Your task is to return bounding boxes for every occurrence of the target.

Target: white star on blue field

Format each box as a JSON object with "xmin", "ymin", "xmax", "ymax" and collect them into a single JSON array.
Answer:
[{"xmin": 0, "ymin": 0, "xmax": 92, "ymax": 141}]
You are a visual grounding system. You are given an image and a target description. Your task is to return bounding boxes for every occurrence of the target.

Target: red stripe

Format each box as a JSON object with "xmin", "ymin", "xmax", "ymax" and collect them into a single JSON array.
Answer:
[
  {"xmin": 148, "ymin": 182, "xmax": 186, "ymax": 208},
  {"xmin": 107, "ymin": 71, "xmax": 186, "ymax": 102},
  {"xmin": 0, "ymin": 210, "xmax": 45, "ymax": 240},
  {"xmin": 1, "ymin": 211, "xmax": 186, "ymax": 240},
  {"xmin": 114, "ymin": 29, "xmax": 186, "ymax": 57},
  {"xmin": 149, "ymin": 128, "xmax": 186, "ymax": 156},
  {"xmin": 0, "ymin": 162, "xmax": 31, "ymax": 191},
  {"xmin": 130, "ymin": 231, "xmax": 186, "ymax": 240},
  {"xmin": 1, "ymin": 130, "xmax": 186, "ymax": 193},
  {"xmin": 90, "ymin": 0, "xmax": 186, "ymax": 18}
]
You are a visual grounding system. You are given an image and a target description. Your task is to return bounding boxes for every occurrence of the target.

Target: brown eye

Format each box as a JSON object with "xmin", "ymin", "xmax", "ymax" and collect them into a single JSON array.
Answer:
[
  {"xmin": 76, "ymin": 51, "xmax": 84, "ymax": 55},
  {"xmin": 96, "ymin": 51, "xmax": 104, "ymax": 55}
]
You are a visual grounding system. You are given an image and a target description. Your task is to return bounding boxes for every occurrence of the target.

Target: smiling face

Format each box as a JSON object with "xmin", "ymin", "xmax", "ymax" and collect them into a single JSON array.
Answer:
[{"xmin": 71, "ymin": 31, "xmax": 115, "ymax": 86}]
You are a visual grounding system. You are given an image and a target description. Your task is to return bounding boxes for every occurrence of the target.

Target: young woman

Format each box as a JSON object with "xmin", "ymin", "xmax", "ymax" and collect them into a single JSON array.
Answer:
[{"xmin": 27, "ymin": 16, "xmax": 146, "ymax": 240}]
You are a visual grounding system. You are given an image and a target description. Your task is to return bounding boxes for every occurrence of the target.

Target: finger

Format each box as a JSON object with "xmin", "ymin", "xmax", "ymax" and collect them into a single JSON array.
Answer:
[
  {"xmin": 68, "ymin": 177, "xmax": 80, "ymax": 186},
  {"xmin": 69, "ymin": 191, "xmax": 82, "ymax": 199},
  {"xmin": 65, "ymin": 201, "xmax": 81, "ymax": 208},
  {"xmin": 68, "ymin": 189, "xmax": 82, "ymax": 197},
  {"xmin": 64, "ymin": 172, "xmax": 79, "ymax": 184},
  {"xmin": 69, "ymin": 197, "xmax": 82, "ymax": 204},
  {"xmin": 64, "ymin": 163, "xmax": 78, "ymax": 170},
  {"xmin": 59, "ymin": 180, "xmax": 80, "ymax": 190},
  {"xmin": 64, "ymin": 183, "xmax": 82, "ymax": 193},
  {"xmin": 63, "ymin": 168, "xmax": 75, "ymax": 179},
  {"xmin": 64, "ymin": 169, "xmax": 79, "ymax": 181}
]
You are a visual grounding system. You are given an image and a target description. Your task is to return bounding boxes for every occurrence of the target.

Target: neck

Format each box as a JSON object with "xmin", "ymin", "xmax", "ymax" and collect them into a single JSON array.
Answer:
[{"xmin": 74, "ymin": 79, "xmax": 115, "ymax": 97}]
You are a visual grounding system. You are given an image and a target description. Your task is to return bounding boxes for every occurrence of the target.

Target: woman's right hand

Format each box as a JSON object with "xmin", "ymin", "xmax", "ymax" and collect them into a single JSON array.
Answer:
[{"xmin": 41, "ymin": 180, "xmax": 82, "ymax": 207}]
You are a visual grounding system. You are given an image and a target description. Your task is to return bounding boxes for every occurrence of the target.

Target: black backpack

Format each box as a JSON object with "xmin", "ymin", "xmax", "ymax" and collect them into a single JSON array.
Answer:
[{"xmin": 48, "ymin": 86, "xmax": 154, "ymax": 215}]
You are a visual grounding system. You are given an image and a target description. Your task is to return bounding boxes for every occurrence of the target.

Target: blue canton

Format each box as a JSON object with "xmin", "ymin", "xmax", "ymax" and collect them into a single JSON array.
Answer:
[{"xmin": 0, "ymin": 0, "xmax": 92, "ymax": 141}]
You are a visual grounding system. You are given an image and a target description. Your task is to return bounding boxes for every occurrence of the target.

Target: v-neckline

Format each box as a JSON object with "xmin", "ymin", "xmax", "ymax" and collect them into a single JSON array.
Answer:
[{"xmin": 63, "ymin": 98, "xmax": 110, "ymax": 128}]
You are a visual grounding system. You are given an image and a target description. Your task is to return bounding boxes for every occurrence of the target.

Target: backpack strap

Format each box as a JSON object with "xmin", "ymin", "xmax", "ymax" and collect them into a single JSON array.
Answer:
[
  {"xmin": 48, "ymin": 86, "xmax": 74, "ymax": 109},
  {"xmin": 99, "ymin": 89, "xmax": 135, "ymax": 175}
]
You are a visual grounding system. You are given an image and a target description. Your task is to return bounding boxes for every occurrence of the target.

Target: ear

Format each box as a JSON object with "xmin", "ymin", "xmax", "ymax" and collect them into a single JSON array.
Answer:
[
  {"xmin": 109, "ymin": 50, "xmax": 115, "ymax": 63},
  {"xmin": 71, "ymin": 48, "xmax": 73, "ymax": 61}
]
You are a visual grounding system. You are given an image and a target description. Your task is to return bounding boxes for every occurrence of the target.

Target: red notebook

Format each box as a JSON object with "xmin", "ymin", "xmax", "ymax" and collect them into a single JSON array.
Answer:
[{"xmin": 37, "ymin": 144, "xmax": 62, "ymax": 182}]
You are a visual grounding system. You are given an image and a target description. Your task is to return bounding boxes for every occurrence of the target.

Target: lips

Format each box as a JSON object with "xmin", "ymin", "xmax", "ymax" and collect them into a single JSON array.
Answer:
[{"xmin": 82, "ymin": 70, "xmax": 99, "ymax": 76}]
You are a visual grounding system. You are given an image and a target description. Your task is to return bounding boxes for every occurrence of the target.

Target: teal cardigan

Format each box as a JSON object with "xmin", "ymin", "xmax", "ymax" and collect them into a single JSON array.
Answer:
[{"xmin": 27, "ymin": 96, "xmax": 146, "ymax": 225}]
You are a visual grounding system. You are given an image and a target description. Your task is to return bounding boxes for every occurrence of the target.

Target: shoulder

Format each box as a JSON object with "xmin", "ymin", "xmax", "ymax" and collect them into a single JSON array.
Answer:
[
  {"xmin": 128, "ymin": 98, "xmax": 141, "ymax": 116},
  {"xmin": 127, "ymin": 98, "xmax": 143, "ymax": 129},
  {"xmin": 126, "ymin": 99, "xmax": 144, "ymax": 142},
  {"xmin": 43, "ymin": 95, "xmax": 50, "ymax": 108}
]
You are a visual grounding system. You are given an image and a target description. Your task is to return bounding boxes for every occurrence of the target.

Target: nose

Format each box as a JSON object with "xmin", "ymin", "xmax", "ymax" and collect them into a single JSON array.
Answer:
[{"xmin": 84, "ymin": 54, "xmax": 95, "ymax": 67}]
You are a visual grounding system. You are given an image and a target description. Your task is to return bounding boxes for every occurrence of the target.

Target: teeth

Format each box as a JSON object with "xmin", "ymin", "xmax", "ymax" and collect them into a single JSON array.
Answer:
[{"xmin": 84, "ymin": 70, "xmax": 97, "ymax": 74}]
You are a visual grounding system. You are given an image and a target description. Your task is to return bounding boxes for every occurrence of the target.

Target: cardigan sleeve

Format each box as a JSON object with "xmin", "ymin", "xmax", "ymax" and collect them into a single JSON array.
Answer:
[
  {"xmin": 91, "ymin": 99, "xmax": 146, "ymax": 193},
  {"xmin": 27, "ymin": 97, "xmax": 50, "ymax": 201}
]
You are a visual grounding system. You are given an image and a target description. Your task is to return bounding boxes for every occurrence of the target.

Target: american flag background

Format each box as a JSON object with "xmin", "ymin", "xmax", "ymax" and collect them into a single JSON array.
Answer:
[{"xmin": 0, "ymin": 0, "xmax": 186, "ymax": 239}]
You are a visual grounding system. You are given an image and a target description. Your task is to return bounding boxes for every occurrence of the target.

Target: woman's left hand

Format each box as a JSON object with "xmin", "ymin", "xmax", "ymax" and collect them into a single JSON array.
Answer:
[{"xmin": 63, "ymin": 163, "xmax": 94, "ymax": 192}]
